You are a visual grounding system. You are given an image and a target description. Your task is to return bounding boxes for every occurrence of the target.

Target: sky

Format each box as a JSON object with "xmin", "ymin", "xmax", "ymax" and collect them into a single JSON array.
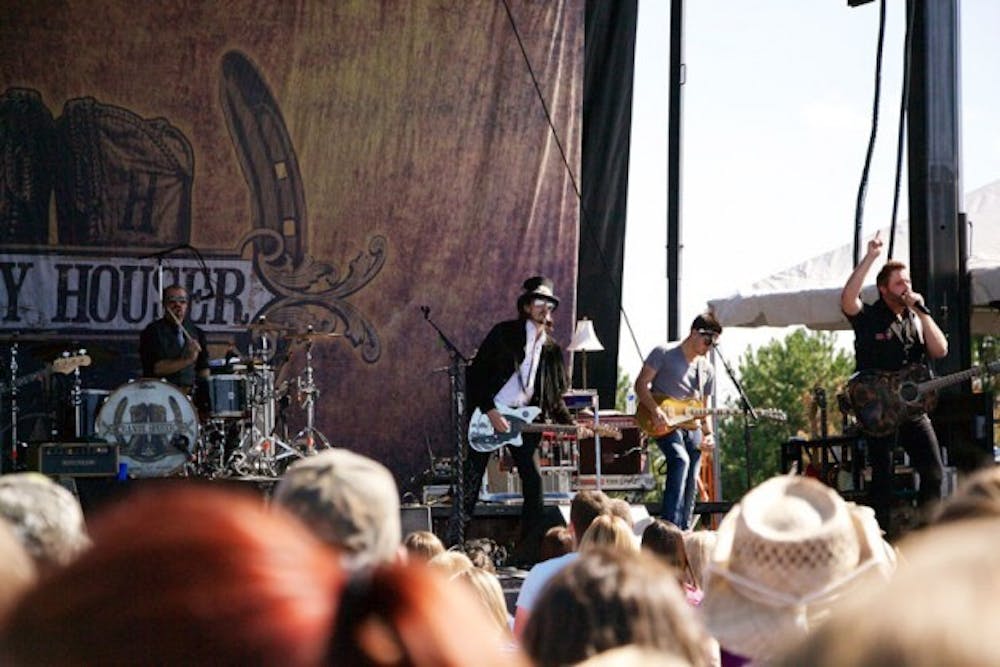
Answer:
[{"xmin": 618, "ymin": 0, "xmax": 1000, "ymax": 398}]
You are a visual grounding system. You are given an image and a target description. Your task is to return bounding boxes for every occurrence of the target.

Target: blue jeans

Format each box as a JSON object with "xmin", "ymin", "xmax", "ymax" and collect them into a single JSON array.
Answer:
[{"xmin": 657, "ymin": 429, "xmax": 703, "ymax": 530}]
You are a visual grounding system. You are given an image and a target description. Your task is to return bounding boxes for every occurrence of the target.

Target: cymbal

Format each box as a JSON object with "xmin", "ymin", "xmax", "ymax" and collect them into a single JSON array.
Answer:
[
  {"xmin": 247, "ymin": 320, "xmax": 289, "ymax": 334},
  {"xmin": 286, "ymin": 331, "xmax": 343, "ymax": 342}
]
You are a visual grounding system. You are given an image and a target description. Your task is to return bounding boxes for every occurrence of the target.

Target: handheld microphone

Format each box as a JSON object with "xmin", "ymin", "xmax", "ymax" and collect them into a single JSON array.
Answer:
[{"xmin": 913, "ymin": 301, "xmax": 931, "ymax": 316}]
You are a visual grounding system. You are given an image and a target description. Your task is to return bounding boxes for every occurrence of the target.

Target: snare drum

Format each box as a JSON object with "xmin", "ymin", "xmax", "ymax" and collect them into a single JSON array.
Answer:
[
  {"xmin": 94, "ymin": 379, "xmax": 199, "ymax": 477},
  {"xmin": 207, "ymin": 374, "xmax": 247, "ymax": 419}
]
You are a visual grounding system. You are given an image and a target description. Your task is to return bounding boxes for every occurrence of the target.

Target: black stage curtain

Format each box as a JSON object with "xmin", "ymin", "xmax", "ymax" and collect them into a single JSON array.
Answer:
[{"xmin": 578, "ymin": 0, "xmax": 639, "ymax": 407}]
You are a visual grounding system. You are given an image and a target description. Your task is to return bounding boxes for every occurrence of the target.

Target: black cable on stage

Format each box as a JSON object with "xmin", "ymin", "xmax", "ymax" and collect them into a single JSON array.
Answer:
[
  {"xmin": 852, "ymin": 0, "xmax": 888, "ymax": 266},
  {"xmin": 887, "ymin": 1, "xmax": 915, "ymax": 260},
  {"xmin": 499, "ymin": 0, "xmax": 645, "ymax": 361}
]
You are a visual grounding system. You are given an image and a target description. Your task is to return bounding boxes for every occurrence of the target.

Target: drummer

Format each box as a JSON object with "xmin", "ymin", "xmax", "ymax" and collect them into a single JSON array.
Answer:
[{"xmin": 139, "ymin": 284, "xmax": 210, "ymax": 414}]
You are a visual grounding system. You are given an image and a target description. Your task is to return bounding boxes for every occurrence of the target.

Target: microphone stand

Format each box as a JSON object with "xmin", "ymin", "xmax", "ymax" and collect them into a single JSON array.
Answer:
[
  {"xmin": 420, "ymin": 306, "xmax": 471, "ymax": 546},
  {"xmin": 714, "ymin": 343, "xmax": 759, "ymax": 491}
]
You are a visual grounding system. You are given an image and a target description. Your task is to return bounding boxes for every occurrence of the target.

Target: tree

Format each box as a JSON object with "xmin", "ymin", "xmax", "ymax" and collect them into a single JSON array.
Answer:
[{"xmin": 716, "ymin": 329, "xmax": 855, "ymax": 500}]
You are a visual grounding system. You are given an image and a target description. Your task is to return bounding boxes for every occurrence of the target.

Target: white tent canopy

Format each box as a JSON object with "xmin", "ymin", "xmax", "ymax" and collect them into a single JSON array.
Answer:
[{"xmin": 708, "ymin": 179, "xmax": 1000, "ymax": 335}]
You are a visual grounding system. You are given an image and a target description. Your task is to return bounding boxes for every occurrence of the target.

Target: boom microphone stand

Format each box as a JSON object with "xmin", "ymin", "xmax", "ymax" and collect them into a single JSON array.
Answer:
[
  {"xmin": 420, "ymin": 306, "xmax": 471, "ymax": 546},
  {"xmin": 714, "ymin": 343, "xmax": 760, "ymax": 491}
]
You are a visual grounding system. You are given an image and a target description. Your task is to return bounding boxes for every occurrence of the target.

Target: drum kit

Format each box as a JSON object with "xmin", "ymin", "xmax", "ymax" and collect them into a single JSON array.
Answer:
[{"xmin": 2, "ymin": 321, "xmax": 336, "ymax": 479}]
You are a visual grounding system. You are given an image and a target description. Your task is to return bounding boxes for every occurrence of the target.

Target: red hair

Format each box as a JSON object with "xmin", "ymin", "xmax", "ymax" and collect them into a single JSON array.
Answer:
[
  {"xmin": 329, "ymin": 562, "xmax": 528, "ymax": 666},
  {"xmin": 1, "ymin": 483, "xmax": 344, "ymax": 666}
]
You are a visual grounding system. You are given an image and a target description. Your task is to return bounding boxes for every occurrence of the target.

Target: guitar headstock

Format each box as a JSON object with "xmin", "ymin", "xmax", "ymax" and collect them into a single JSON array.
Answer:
[{"xmin": 51, "ymin": 354, "xmax": 92, "ymax": 375}]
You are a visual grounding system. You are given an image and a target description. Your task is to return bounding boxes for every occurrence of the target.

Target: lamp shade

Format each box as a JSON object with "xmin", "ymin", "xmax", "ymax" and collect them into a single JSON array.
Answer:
[{"xmin": 567, "ymin": 318, "xmax": 604, "ymax": 352}]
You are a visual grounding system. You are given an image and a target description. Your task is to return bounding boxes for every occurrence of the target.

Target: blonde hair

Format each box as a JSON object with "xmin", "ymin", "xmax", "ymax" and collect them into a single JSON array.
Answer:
[
  {"xmin": 682, "ymin": 529, "xmax": 718, "ymax": 589},
  {"xmin": 450, "ymin": 567, "xmax": 511, "ymax": 641},
  {"xmin": 579, "ymin": 515, "xmax": 638, "ymax": 553},
  {"xmin": 426, "ymin": 549, "xmax": 474, "ymax": 577},
  {"xmin": 403, "ymin": 530, "xmax": 445, "ymax": 563}
]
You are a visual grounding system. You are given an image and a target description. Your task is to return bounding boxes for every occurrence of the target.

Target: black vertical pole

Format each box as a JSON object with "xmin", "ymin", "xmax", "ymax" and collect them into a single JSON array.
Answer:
[
  {"xmin": 906, "ymin": 0, "xmax": 969, "ymax": 376},
  {"xmin": 666, "ymin": 0, "xmax": 684, "ymax": 341}
]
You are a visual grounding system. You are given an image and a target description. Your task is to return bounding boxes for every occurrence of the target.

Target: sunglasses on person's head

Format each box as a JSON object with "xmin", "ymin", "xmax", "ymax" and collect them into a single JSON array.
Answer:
[
  {"xmin": 532, "ymin": 299, "xmax": 556, "ymax": 311},
  {"xmin": 697, "ymin": 329, "xmax": 719, "ymax": 345}
]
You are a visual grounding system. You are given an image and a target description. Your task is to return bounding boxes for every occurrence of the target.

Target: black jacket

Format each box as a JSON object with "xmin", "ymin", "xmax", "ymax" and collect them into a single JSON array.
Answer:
[{"xmin": 466, "ymin": 319, "xmax": 573, "ymax": 424}]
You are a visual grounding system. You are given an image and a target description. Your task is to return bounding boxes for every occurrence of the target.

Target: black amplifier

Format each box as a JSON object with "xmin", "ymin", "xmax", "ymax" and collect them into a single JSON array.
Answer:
[{"xmin": 38, "ymin": 443, "xmax": 120, "ymax": 477}]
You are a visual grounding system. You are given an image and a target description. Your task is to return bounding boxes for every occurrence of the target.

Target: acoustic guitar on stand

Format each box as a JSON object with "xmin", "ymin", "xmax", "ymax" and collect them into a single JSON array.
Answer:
[
  {"xmin": 468, "ymin": 404, "xmax": 621, "ymax": 453},
  {"xmin": 636, "ymin": 394, "xmax": 786, "ymax": 438}
]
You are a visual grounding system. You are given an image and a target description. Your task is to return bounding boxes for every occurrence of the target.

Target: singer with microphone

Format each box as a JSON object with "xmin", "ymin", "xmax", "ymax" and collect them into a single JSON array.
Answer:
[
  {"xmin": 139, "ymin": 284, "xmax": 210, "ymax": 411},
  {"xmin": 840, "ymin": 231, "xmax": 947, "ymax": 535},
  {"xmin": 633, "ymin": 312, "xmax": 722, "ymax": 530}
]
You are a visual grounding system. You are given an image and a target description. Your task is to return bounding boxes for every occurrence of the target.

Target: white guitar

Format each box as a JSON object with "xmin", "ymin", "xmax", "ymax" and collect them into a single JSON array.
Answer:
[{"xmin": 468, "ymin": 404, "xmax": 620, "ymax": 453}]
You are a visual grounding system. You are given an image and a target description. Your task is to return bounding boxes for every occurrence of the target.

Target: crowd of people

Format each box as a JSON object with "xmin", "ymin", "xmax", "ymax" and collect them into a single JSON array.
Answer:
[{"xmin": 0, "ymin": 448, "xmax": 998, "ymax": 666}]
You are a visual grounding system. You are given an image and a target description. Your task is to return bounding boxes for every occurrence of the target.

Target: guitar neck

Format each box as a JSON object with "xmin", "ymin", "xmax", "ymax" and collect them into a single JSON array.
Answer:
[
  {"xmin": 918, "ymin": 361, "xmax": 1000, "ymax": 394},
  {"xmin": 520, "ymin": 423, "xmax": 578, "ymax": 434}
]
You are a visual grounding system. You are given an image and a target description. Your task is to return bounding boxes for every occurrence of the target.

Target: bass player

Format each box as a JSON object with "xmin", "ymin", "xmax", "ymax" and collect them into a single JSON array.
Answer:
[
  {"xmin": 634, "ymin": 313, "xmax": 722, "ymax": 530},
  {"xmin": 458, "ymin": 276, "xmax": 577, "ymax": 560},
  {"xmin": 840, "ymin": 231, "xmax": 947, "ymax": 535}
]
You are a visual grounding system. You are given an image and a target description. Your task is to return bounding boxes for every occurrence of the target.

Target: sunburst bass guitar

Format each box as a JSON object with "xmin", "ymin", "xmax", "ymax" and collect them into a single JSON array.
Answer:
[
  {"xmin": 636, "ymin": 395, "xmax": 786, "ymax": 438},
  {"xmin": 1, "ymin": 354, "xmax": 91, "ymax": 396},
  {"xmin": 468, "ymin": 404, "xmax": 621, "ymax": 453}
]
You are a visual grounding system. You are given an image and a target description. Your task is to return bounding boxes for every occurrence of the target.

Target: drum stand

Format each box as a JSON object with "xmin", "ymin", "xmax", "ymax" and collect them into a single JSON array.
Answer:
[
  {"xmin": 290, "ymin": 337, "xmax": 330, "ymax": 456},
  {"xmin": 229, "ymin": 362, "xmax": 298, "ymax": 476}
]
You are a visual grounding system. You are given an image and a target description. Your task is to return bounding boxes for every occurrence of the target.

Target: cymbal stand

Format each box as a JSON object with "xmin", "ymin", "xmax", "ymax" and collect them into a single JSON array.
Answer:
[
  {"xmin": 290, "ymin": 334, "xmax": 331, "ymax": 456},
  {"xmin": 4, "ymin": 340, "xmax": 19, "ymax": 473},
  {"xmin": 70, "ymin": 348, "xmax": 86, "ymax": 438}
]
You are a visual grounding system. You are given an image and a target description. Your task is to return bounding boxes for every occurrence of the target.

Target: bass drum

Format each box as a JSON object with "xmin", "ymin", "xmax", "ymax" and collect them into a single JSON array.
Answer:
[{"xmin": 94, "ymin": 378, "xmax": 199, "ymax": 477}]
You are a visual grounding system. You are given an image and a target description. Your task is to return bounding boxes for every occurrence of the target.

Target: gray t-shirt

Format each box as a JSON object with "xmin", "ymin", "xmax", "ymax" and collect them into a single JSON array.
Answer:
[{"xmin": 643, "ymin": 342, "xmax": 713, "ymax": 399}]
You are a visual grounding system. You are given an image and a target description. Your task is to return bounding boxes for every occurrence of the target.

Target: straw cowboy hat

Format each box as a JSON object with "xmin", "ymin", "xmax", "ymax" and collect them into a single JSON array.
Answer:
[{"xmin": 701, "ymin": 475, "xmax": 895, "ymax": 662}]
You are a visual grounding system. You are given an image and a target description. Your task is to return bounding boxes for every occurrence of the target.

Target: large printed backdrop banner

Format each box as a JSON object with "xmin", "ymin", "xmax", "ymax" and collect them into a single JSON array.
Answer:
[{"xmin": 0, "ymin": 1, "xmax": 583, "ymax": 489}]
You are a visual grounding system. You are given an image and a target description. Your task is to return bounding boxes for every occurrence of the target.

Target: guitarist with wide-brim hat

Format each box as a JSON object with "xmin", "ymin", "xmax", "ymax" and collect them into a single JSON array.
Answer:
[
  {"xmin": 840, "ymin": 230, "xmax": 948, "ymax": 537},
  {"xmin": 458, "ymin": 276, "xmax": 578, "ymax": 562},
  {"xmin": 634, "ymin": 312, "xmax": 722, "ymax": 530}
]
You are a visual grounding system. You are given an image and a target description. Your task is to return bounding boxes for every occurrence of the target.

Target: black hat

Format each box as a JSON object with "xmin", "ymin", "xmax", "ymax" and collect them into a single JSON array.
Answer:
[{"xmin": 517, "ymin": 276, "xmax": 559, "ymax": 310}]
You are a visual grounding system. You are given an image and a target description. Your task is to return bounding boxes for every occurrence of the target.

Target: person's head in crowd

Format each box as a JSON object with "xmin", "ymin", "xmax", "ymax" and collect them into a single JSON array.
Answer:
[
  {"xmin": 272, "ymin": 448, "xmax": 402, "ymax": 569},
  {"xmin": 574, "ymin": 645, "xmax": 693, "ymax": 667},
  {"xmin": 449, "ymin": 567, "xmax": 512, "ymax": 643},
  {"xmin": 330, "ymin": 560, "xmax": 529, "ymax": 666},
  {"xmin": 465, "ymin": 546, "xmax": 497, "ymax": 573},
  {"xmin": 403, "ymin": 530, "xmax": 445, "ymax": 564},
  {"xmin": 682, "ymin": 529, "xmax": 718, "ymax": 589},
  {"xmin": 0, "ymin": 518, "xmax": 36, "ymax": 623},
  {"xmin": 522, "ymin": 548, "xmax": 710, "ymax": 667},
  {"xmin": 607, "ymin": 498, "xmax": 634, "ymax": 529},
  {"xmin": 0, "ymin": 472, "xmax": 90, "ymax": 572},
  {"xmin": 569, "ymin": 488, "xmax": 613, "ymax": 545},
  {"xmin": 579, "ymin": 514, "xmax": 638, "ymax": 553},
  {"xmin": 461, "ymin": 537, "xmax": 503, "ymax": 573},
  {"xmin": 0, "ymin": 485, "xmax": 344, "ymax": 667},
  {"xmin": 701, "ymin": 475, "xmax": 895, "ymax": 663},
  {"xmin": 426, "ymin": 549, "xmax": 474, "ymax": 577},
  {"xmin": 772, "ymin": 517, "xmax": 1000, "ymax": 667},
  {"xmin": 540, "ymin": 525, "xmax": 574, "ymax": 561},
  {"xmin": 933, "ymin": 464, "xmax": 1000, "ymax": 524},
  {"xmin": 642, "ymin": 519, "xmax": 697, "ymax": 589}
]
